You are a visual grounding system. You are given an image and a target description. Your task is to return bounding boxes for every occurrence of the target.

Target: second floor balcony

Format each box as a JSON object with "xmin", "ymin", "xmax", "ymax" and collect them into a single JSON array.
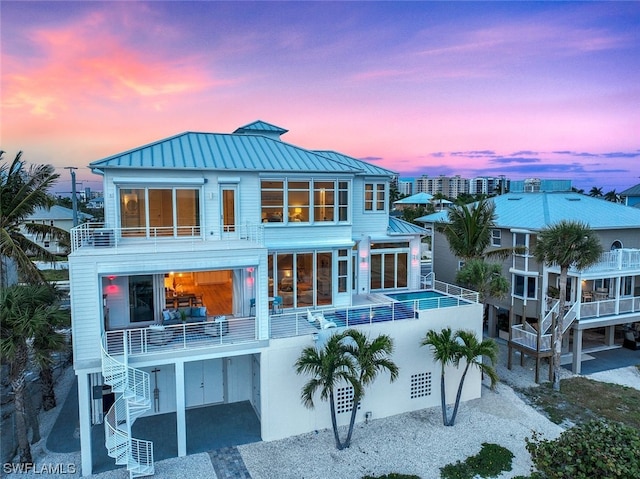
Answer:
[{"xmin": 71, "ymin": 222, "xmax": 264, "ymax": 254}]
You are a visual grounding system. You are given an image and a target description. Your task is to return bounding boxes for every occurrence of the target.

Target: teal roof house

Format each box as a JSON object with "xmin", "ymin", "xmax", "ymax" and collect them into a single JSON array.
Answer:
[
  {"xmin": 418, "ymin": 188, "xmax": 640, "ymax": 381},
  {"xmin": 68, "ymin": 121, "xmax": 482, "ymax": 476}
]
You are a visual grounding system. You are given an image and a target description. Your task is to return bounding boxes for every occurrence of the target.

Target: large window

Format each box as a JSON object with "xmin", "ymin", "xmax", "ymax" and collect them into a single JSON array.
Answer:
[
  {"xmin": 370, "ymin": 242, "xmax": 409, "ymax": 291},
  {"xmin": 273, "ymin": 251, "xmax": 333, "ymax": 308},
  {"xmin": 513, "ymin": 274, "xmax": 536, "ymax": 299},
  {"xmin": 261, "ymin": 179, "xmax": 349, "ymax": 224},
  {"xmin": 120, "ymin": 187, "xmax": 200, "ymax": 237},
  {"xmin": 129, "ymin": 275, "xmax": 154, "ymax": 323},
  {"xmin": 364, "ymin": 182, "xmax": 386, "ymax": 212}
]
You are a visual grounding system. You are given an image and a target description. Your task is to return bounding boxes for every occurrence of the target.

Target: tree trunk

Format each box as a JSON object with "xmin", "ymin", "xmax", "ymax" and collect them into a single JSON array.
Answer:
[
  {"xmin": 554, "ymin": 269, "xmax": 568, "ymax": 391},
  {"xmin": 40, "ymin": 365, "xmax": 57, "ymax": 411},
  {"xmin": 11, "ymin": 373, "xmax": 32, "ymax": 464},
  {"xmin": 343, "ymin": 393, "xmax": 360, "ymax": 448},
  {"xmin": 439, "ymin": 366, "xmax": 449, "ymax": 426},
  {"xmin": 448, "ymin": 364, "xmax": 470, "ymax": 426},
  {"xmin": 329, "ymin": 390, "xmax": 344, "ymax": 450},
  {"xmin": 25, "ymin": 382, "xmax": 41, "ymax": 444}
]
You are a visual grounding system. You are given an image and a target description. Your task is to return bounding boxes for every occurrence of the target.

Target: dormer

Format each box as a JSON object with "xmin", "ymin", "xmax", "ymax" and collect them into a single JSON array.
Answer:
[{"xmin": 233, "ymin": 120, "xmax": 288, "ymax": 141}]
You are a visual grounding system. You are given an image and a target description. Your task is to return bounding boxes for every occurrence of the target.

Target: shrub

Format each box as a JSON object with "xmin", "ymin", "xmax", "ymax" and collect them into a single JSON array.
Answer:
[
  {"xmin": 526, "ymin": 420, "xmax": 640, "ymax": 479},
  {"xmin": 440, "ymin": 443, "xmax": 513, "ymax": 479}
]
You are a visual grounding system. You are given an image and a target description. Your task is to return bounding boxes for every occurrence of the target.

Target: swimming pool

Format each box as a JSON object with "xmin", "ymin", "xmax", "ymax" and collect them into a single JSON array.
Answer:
[{"xmin": 385, "ymin": 290, "xmax": 463, "ymax": 310}]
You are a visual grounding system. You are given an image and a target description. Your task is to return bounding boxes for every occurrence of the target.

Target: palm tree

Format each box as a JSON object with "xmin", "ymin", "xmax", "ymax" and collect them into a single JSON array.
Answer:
[
  {"xmin": 422, "ymin": 328, "xmax": 498, "ymax": 426},
  {"xmin": 436, "ymin": 198, "xmax": 519, "ymax": 262},
  {"xmin": 0, "ymin": 284, "xmax": 67, "ymax": 463},
  {"xmin": 456, "ymin": 259, "xmax": 509, "ymax": 323},
  {"xmin": 534, "ymin": 220, "xmax": 602, "ymax": 391},
  {"xmin": 588, "ymin": 186, "xmax": 603, "ymax": 197},
  {"xmin": 421, "ymin": 328, "xmax": 459, "ymax": 426},
  {"xmin": 0, "ymin": 151, "xmax": 66, "ymax": 286},
  {"xmin": 447, "ymin": 330, "xmax": 498, "ymax": 425},
  {"xmin": 30, "ymin": 285, "xmax": 70, "ymax": 410},
  {"xmin": 604, "ymin": 189, "xmax": 620, "ymax": 203},
  {"xmin": 294, "ymin": 332, "xmax": 360, "ymax": 450},
  {"xmin": 341, "ymin": 329, "xmax": 399, "ymax": 448}
]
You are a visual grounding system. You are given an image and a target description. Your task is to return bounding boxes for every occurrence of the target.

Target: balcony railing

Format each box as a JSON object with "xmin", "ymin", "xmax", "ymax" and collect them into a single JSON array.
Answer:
[
  {"xmin": 570, "ymin": 248, "xmax": 640, "ymax": 274},
  {"xmin": 580, "ymin": 295, "xmax": 640, "ymax": 320},
  {"xmin": 104, "ymin": 317, "xmax": 258, "ymax": 357},
  {"xmin": 71, "ymin": 222, "xmax": 264, "ymax": 252}
]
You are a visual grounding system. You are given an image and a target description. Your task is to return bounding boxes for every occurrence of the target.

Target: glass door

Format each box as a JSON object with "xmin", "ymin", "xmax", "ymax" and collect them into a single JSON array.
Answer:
[{"xmin": 221, "ymin": 185, "xmax": 237, "ymax": 234}]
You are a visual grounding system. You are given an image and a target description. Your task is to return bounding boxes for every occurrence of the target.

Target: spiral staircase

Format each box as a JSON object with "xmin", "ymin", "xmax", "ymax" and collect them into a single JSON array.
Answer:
[{"xmin": 101, "ymin": 337, "xmax": 154, "ymax": 478}]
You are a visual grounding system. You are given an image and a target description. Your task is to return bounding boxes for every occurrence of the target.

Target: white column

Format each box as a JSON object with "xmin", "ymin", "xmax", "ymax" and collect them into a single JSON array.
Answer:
[
  {"xmin": 175, "ymin": 361, "xmax": 187, "ymax": 456},
  {"xmin": 605, "ymin": 325, "xmax": 616, "ymax": 346},
  {"xmin": 572, "ymin": 329, "xmax": 583, "ymax": 375},
  {"xmin": 77, "ymin": 373, "xmax": 93, "ymax": 476}
]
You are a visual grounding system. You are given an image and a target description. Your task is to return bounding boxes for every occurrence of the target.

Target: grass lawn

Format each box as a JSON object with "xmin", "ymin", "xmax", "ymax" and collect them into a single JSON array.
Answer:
[
  {"xmin": 518, "ymin": 375, "xmax": 640, "ymax": 429},
  {"xmin": 42, "ymin": 269, "xmax": 69, "ymax": 281}
]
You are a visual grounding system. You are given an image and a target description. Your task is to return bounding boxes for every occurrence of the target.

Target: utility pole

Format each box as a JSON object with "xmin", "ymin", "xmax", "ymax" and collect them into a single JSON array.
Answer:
[{"xmin": 65, "ymin": 167, "xmax": 78, "ymax": 226}]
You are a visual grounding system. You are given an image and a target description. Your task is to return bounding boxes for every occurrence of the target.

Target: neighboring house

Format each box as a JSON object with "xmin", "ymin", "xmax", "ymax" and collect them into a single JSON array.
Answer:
[
  {"xmin": 419, "ymin": 185, "xmax": 640, "ymax": 381},
  {"xmin": 392, "ymin": 192, "xmax": 434, "ymax": 212},
  {"xmin": 86, "ymin": 196, "xmax": 104, "ymax": 209},
  {"xmin": 23, "ymin": 205, "xmax": 93, "ymax": 254},
  {"xmin": 620, "ymin": 183, "xmax": 640, "ymax": 208},
  {"xmin": 68, "ymin": 120, "xmax": 482, "ymax": 477}
]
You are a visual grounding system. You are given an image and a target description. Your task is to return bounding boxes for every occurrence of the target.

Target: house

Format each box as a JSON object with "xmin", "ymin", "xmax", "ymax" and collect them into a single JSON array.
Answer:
[
  {"xmin": 68, "ymin": 120, "xmax": 483, "ymax": 477},
  {"xmin": 620, "ymin": 183, "xmax": 640, "ymax": 208},
  {"xmin": 86, "ymin": 196, "xmax": 104, "ymax": 209},
  {"xmin": 24, "ymin": 205, "xmax": 93, "ymax": 254},
  {"xmin": 392, "ymin": 192, "xmax": 434, "ymax": 212},
  {"xmin": 419, "ymin": 185, "xmax": 640, "ymax": 382}
]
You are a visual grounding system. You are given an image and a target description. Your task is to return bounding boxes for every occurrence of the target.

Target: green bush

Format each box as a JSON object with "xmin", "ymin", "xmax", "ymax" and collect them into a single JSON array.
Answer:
[
  {"xmin": 362, "ymin": 475, "xmax": 420, "ymax": 479},
  {"xmin": 526, "ymin": 420, "xmax": 640, "ymax": 479},
  {"xmin": 440, "ymin": 443, "xmax": 513, "ymax": 479}
]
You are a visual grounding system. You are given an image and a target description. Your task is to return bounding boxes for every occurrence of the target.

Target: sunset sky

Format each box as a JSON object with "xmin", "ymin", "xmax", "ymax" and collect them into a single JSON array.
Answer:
[{"xmin": 2, "ymin": 1, "xmax": 639, "ymax": 195}]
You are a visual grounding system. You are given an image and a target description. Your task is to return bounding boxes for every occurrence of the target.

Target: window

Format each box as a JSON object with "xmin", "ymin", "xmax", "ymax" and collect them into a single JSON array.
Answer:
[
  {"xmin": 611, "ymin": 240, "xmax": 623, "ymax": 250},
  {"xmin": 365, "ymin": 182, "xmax": 386, "ymax": 212},
  {"xmin": 129, "ymin": 275, "xmax": 154, "ymax": 323},
  {"xmin": 274, "ymin": 250, "xmax": 333, "ymax": 308},
  {"xmin": 120, "ymin": 187, "xmax": 201, "ymax": 237},
  {"xmin": 492, "ymin": 229, "xmax": 501, "ymax": 247},
  {"xmin": 513, "ymin": 274, "xmax": 536, "ymax": 299},
  {"xmin": 261, "ymin": 180, "xmax": 284, "ymax": 222},
  {"xmin": 337, "ymin": 249, "xmax": 349, "ymax": 293},
  {"xmin": 261, "ymin": 179, "xmax": 348, "ymax": 224},
  {"xmin": 370, "ymin": 242, "xmax": 409, "ymax": 291},
  {"xmin": 514, "ymin": 233, "xmax": 527, "ymax": 248}
]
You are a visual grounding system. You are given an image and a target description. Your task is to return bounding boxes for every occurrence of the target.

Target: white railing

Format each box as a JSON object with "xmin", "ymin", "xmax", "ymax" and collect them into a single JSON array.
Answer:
[
  {"xmin": 101, "ymin": 336, "xmax": 154, "ymax": 477},
  {"xmin": 104, "ymin": 317, "xmax": 258, "ymax": 357},
  {"xmin": 511, "ymin": 324, "xmax": 552, "ymax": 351},
  {"xmin": 432, "ymin": 279, "xmax": 480, "ymax": 303},
  {"xmin": 580, "ymin": 295, "xmax": 640, "ymax": 320},
  {"xmin": 562, "ymin": 302, "xmax": 578, "ymax": 333},
  {"xmin": 271, "ymin": 289, "xmax": 477, "ymax": 339},
  {"xmin": 420, "ymin": 272, "xmax": 434, "ymax": 288},
  {"xmin": 71, "ymin": 222, "xmax": 264, "ymax": 252},
  {"xmin": 540, "ymin": 300, "xmax": 559, "ymax": 334},
  {"xmin": 568, "ymin": 248, "xmax": 640, "ymax": 274}
]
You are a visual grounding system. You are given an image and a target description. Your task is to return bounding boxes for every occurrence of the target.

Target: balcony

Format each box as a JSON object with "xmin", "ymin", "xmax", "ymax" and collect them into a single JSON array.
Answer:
[
  {"xmin": 71, "ymin": 222, "xmax": 264, "ymax": 253},
  {"xmin": 566, "ymin": 248, "xmax": 640, "ymax": 275},
  {"xmin": 104, "ymin": 282, "xmax": 479, "ymax": 357}
]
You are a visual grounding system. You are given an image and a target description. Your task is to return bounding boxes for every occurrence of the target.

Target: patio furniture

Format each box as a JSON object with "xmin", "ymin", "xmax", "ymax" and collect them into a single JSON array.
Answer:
[
  {"xmin": 307, "ymin": 309, "xmax": 336, "ymax": 329},
  {"xmin": 204, "ymin": 316, "xmax": 229, "ymax": 337},
  {"xmin": 272, "ymin": 296, "xmax": 283, "ymax": 314},
  {"xmin": 148, "ymin": 324, "xmax": 173, "ymax": 345},
  {"xmin": 249, "ymin": 298, "xmax": 256, "ymax": 315}
]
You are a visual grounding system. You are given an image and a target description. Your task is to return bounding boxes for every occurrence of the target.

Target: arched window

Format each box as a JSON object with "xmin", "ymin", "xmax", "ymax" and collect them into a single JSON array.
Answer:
[{"xmin": 611, "ymin": 240, "xmax": 623, "ymax": 250}]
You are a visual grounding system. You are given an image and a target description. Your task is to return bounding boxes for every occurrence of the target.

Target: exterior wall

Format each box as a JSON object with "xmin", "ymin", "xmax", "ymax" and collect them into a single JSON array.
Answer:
[
  {"xmin": 431, "ymin": 230, "xmax": 459, "ymax": 285},
  {"xmin": 260, "ymin": 302, "xmax": 483, "ymax": 441}
]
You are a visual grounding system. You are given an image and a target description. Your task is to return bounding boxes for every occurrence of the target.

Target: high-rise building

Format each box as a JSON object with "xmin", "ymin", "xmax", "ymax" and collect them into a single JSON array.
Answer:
[{"xmin": 415, "ymin": 175, "xmax": 469, "ymax": 199}]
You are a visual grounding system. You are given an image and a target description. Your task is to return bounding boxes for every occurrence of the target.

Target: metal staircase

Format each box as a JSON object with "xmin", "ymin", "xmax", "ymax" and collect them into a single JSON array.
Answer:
[{"xmin": 101, "ymin": 336, "xmax": 154, "ymax": 478}]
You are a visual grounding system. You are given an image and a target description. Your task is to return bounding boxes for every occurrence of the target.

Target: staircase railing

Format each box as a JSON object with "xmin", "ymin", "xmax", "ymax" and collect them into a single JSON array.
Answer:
[{"xmin": 101, "ymin": 334, "xmax": 154, "ymax": 478}]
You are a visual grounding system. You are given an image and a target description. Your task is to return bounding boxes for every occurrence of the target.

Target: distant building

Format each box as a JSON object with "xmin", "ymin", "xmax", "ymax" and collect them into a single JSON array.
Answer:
[
  {"xmin": 415, "ymin": 175, "xmax": 469, "ymax": 199},
  {"xmin": 620, "ymin": 183, "xmax": 640, "ymax": 208},
  {"xmin": 396, "ymin": 178, "xmax": 414, "ymax": 196},
  {"xmin": 469, "ymin": 176, "xmax": 508, "ymax": 196},
  {"xmin": 393, "ymin": 192, "xmax": 434, "ymax": 211},
  {"xmin": 86, "ymin": 196, "xmax": 104, "ymax": 209},
  {"xmin": 24, "ymin": 205, "xmax": 93, "ymax": 254},
  {"xmin": 510, "ymin": 178, "xmax": 572, "ymax": 193}
]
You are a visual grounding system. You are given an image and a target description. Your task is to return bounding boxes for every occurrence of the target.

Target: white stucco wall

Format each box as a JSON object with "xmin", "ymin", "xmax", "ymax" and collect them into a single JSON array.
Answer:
[{"xmin": 259, "ymin": 302, "xmax": 483, "ymax": 441}]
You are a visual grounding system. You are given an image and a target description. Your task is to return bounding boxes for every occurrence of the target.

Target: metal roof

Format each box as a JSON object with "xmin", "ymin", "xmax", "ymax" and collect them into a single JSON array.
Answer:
[
  {"xmin": 620, "ymin": 183, "xmax": 640, "ymax": 197},
  {"xmin": 394, "ymin": 192, "xmax": 434, "ymax": 205},
  {"xmin": 388, "ymin": 216, "xmax": 428, "ymax": 235},
  {"xmin": 233, "ymin": 120, "xmax": 289, "ymax": 136},
  {"xmin": 312, "ymin": 150, "xmax": 396, "ymax": 176},
  {"xmin": 416, "ymin": 192, "xmax": 640, "ymax": 231},
  {"xmin": 27, "ymin": 205, "xmax": 93, "ymax": 221},
  {"xmin": 90, "ymin": 132, "xmax": 365, "ymax": 174}
]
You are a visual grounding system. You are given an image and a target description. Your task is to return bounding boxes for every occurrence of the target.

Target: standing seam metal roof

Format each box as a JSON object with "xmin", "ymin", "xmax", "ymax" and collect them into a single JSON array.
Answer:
[
  {"xmin": 89, "ymin": 132, "xmax": 369, "ymax": 174},
  {"xmin": 416, "ymin": 192, "xmax": 640, "ymax": 230}
]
